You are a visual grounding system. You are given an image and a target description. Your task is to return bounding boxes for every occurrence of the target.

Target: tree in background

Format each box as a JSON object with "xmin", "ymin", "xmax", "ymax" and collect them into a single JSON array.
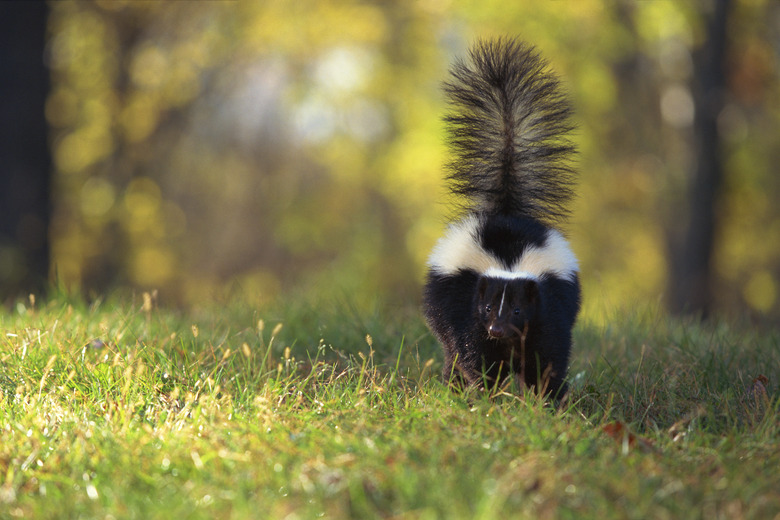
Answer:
[
  {"xmin": 0, "ymin": 2, "xmax": 51, "ymax": 301},
  {"xmin": 668, "ymin": 0, "xmax": 730, "ymax": 317}
]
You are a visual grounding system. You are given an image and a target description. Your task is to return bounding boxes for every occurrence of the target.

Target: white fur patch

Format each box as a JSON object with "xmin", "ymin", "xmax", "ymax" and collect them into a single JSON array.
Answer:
[
  {"xmin": 515, "ymin": 228, "xmax": 579, "ymax": 282},
  {"xmin": 427, "ymin": 215, "xmax": 492, "ymax": 274},
  {"xmin": 483, "ymin": 268, "xmax": 536, "ymax": 280},
  {"xmin": 427, "ymin": 215, "xmax": 578, "ymax": 282}
]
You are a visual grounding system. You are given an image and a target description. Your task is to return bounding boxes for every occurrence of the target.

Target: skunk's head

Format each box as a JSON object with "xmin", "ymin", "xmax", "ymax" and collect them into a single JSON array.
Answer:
[{"xmin": 475, "ymin": 274, "xmax": 539, "ymax": 340}]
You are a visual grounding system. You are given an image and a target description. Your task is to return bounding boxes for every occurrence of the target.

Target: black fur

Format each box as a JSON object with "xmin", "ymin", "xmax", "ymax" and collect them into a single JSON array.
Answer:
[
  {"xmin": 423, "ymin": 38, "xmax": 581, "ymax": 398},
  {"xmin": 480, "ymin": 214, "xmax": 548, "ymax": 264}
]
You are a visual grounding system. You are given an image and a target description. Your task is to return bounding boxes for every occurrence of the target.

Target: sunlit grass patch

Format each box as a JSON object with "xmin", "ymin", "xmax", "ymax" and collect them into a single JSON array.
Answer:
[{"xmin": 0, "ymin": 296, "xmax": 778, "ymax": 519}]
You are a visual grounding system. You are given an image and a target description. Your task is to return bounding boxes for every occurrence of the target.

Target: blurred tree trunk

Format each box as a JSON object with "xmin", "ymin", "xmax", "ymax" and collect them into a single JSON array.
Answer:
[
  {"xmin": 668, "ymin": 0, "xmax": 731, "ymax": 317},
  {"xmin": 0, "ymin": 2, "xmax": 51, "ymax": 300}
]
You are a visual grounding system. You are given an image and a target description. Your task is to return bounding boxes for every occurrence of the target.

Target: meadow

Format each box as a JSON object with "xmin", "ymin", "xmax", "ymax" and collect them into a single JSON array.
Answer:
[{"xmin": 0, "ymin": 294, "xmax": 778, "ymax": 519}]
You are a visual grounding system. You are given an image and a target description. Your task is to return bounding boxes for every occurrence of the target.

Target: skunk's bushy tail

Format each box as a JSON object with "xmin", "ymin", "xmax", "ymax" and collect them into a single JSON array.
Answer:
[{"xmin": 444, "ymin": 38, "xmax": 576, "ymax": 225}]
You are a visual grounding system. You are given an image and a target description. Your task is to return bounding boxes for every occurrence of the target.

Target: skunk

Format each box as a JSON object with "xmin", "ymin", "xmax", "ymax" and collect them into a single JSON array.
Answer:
[{"xmin": 423, "ymin": 38, "xmax": 581, "ymax": 398}]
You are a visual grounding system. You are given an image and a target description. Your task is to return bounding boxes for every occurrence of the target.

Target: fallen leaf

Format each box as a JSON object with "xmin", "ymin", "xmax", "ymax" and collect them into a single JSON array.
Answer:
[
  {"xmin": 601, "ymin": 421, "xmax": 655, "ymax": 453},
  {"xmin": 746, "ymin": 374, "xmax": 770, "ymax": 409}
]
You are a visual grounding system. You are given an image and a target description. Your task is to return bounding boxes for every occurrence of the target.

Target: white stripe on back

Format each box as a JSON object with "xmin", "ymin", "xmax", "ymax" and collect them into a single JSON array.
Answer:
[{"xmin": 427, "ymin": 215, "xmax": 579, "ymax": 282}]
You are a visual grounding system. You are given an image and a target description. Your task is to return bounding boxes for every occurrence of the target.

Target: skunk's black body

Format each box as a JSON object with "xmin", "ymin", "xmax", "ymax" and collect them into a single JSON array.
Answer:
[{"xmin": 423, "ymin": 38, "xmax": 581, "ymax": 398}]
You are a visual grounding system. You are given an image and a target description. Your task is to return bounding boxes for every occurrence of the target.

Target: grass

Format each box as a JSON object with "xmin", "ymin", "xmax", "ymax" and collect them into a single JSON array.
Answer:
[{"xmin": 0, "ymin": 293, "xmax": 778, "ymax": 519}]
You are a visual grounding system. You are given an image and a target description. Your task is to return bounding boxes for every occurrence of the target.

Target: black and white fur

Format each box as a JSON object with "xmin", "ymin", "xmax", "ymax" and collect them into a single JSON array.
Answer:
[{"xmin": 423, "ymin": 38, "xmax": 581, "ymax": 398}]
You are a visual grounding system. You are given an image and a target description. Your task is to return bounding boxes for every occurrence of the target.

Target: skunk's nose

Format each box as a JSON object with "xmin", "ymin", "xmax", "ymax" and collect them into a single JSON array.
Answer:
[{"xmin": 488, "ymin": 324, "xmax": 505, "ymax": 338}]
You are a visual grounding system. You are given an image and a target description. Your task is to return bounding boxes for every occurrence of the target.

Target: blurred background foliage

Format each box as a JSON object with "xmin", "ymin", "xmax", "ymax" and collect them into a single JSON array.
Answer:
[{"xmin": 28, "ymin": 0, "xmax": 780, "ymax": 320}]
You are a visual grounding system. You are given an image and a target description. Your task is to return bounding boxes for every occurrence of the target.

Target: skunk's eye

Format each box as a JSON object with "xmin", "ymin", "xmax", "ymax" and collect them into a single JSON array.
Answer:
[
  {"xmin": 513, "ymin": 308, "xmax": 521, "ymax": 315},
  {"xmin": 485, "ymin": 305, "xmax": 492, "ymax": 313}
]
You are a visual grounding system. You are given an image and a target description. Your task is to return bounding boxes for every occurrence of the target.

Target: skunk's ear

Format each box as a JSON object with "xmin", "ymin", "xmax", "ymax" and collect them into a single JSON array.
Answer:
[
  {"xmin": 477, "ymin": 276, "xmax": 489, "ymax": 300},
  {"xmin": 524, "ymin": 280, "xmax": 539, "ymax": 304}
]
